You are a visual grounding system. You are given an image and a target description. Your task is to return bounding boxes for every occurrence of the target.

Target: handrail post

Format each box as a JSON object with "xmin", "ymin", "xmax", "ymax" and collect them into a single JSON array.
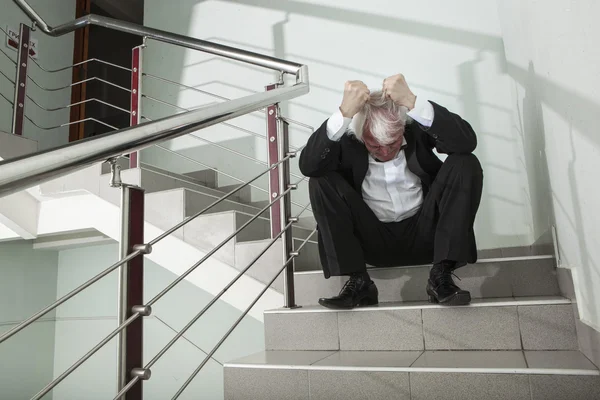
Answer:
[
  {"xmin": 11, "ymin": 23, "xmax": 30, "ymax": 136},
  {"xmin": 266, "ymin": 83, "xmax": 297, "ymax": 308},
  {"xmin": 129, "ymin": 43, "xmax": 143, "ymax": 168},
  {"xmin": 112, "ymin": 160, "xmax": 147, "ymax": 400}
]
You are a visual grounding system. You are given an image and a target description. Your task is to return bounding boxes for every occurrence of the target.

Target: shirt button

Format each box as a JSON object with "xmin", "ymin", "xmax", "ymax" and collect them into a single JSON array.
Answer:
[
  {"xmin": 321, "ymin": 155, "xmax": 327, "ymax": 159},
  {"xmin": 433, "ymin": 134, "xmax": 439, "ymax": 139},
  {"xmin": 325, "ymin": 148, "xmax": 330, "ymax": 153}
]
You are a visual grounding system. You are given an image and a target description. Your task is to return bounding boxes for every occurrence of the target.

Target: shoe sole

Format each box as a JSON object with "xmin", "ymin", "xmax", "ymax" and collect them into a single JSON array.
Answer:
[
  {"xmin": 318, "ymin": 297, "xmax": 379, "ymax": 310},
  {"xmin": 429, "ymin": 292, "xmax": 472, "ymax": 306}
]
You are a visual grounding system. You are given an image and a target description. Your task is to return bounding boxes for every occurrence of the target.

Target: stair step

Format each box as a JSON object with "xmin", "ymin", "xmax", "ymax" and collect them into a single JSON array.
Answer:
[
  {"xmin": 216, "ymin": 183, "xmax": 253, "ymax": 204},
  {"xmin": 264, "ymin": 296, "xmax": 578, "ymax": 351},
  {"xmin": 224, "ymin": 350, "xmax": 600, "ymax": 400},
  {"xmin": 183, "ymin": 169, "xmax": 218, "ymax": 188},
  {"xmin": 294, "ymin": 256, "xmax": 560, "ymax": 305}
]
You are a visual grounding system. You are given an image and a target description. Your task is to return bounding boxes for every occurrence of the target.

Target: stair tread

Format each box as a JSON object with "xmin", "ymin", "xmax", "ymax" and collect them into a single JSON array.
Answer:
[
  {"xmin": 295, "ymin": 254, "xmax": 555, "ymax": 274},
  {"xmin": 225, "ymin": 350, "xmax": 599, "ymax": 375},
  {"xmin": 265, "ymin": 296, "xmax": 572, "ymax": 314}
]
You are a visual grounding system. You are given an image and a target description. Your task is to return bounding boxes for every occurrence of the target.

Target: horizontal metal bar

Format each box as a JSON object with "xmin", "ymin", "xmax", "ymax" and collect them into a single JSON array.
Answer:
[
  {"xmin": 0, "ymin": 92, "xmax": 13, "ymax": 106},
  {"xmin": 0, "ymin": 82, "xmax": 308, "ymax": 198},
  {"xmin": 28, "ymin": 56, "xmax": 131, "ymax": 74},
  {"xmin": 14, "ymin": 0, "xmax": 303, "ymax": 75},
  {"xmin": 145, "ymin": 213, "xmax": 299, "ymax": 371},
  {"xmin": 25, "ymin": 115, "xmax": 119, "ymax": 131},
  {"xmin": 0, "ymin": 47, "xmax": 17, "ymax": 65},
  {"xmin": 146, "ymin": 156, "xmax": 290, "ymax": 246},
  {"xmin": 1, "ymin": 69, "xmax": 16, "ymax": 85},
  {"xmin": 279, "ymin": 116, "xmax": 314, "ymax": 131},
  {"xmin": 171, "ymin": 227, "xmax": 317, "ymax": 399},
  {"xmin": 143, "ymin": 73, "xmax": 230, "ymax": 101},
  {"xmin": 31, "ymin": 312, "xmax": 141, "ymax": 400},
  {"xmin": 146, "ymin": 177, "xmax": 302, "ymax": 307},
  {"xmin": 112, "ymin": 376, "xmax": 140, "ymax": 400},
  {"xmin": 28, "ymin": 75, "xmax": 131, "ymax": 93},
  {"xmin": 0, "ymin": 250, "xmax": 141, "ymax": 345},
  {"xmin": 27, "ymin": 95, "xmax": 131, "ymax": 115},
  {"xmin": 153, "ymin": 144, "xmax": 269, "ymax": 194},
  {"xmin": 142, "ymin": 94, "xmax": 299, "ymax": 168}
]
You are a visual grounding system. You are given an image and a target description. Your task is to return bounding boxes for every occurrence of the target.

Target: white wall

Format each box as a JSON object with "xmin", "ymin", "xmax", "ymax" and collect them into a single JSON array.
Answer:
[
  {"xmin": 142, "ymin": 0, "xmax": 539, "ymax": 250},
  {"xmin": 0, "ymin": 0, "xmax": 75, "ymax": 150},
  {"xmin": 52, "ymin": 242, "xmax": 264, "ymax": 400},
  {"xmin": 0, "ymin": 241, "xmax": 58, "ymax": 400},
  {"xmin": 496, "ymin": 0, "xmax": 600, "ymax": 330}
]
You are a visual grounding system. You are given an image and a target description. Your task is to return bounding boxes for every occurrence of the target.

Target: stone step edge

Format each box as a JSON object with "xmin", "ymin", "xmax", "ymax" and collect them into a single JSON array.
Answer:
[
  {"xmin": 264, "ymin": 296, "xmax": 572, "ymax": 314},
  {"xmin": 223, "ymin": 362, "xmax": 598, "ymax": 376},
  {"xmin": 294, "ymin": 254, "xmax": 555, "ymax": 275}
]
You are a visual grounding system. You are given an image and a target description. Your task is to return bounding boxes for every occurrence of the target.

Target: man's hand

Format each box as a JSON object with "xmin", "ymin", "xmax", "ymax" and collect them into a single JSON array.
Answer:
[
  {"xmin": 383, "ymin": 74, "xmax": 416, "ymax": 109},
  {"xmin": 339, "ymin": 80, "xmax": 370, "ymax": 118}
]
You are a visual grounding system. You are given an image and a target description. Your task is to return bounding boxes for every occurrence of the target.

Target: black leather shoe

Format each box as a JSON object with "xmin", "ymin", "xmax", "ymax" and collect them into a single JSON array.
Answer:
[
  {"xmin": 426, "ymin": 264, "xmax": 471, "ymax": 305},
  {"xmin": 318, "ymin": 275, "xmax": 379, "ymax": 310}
]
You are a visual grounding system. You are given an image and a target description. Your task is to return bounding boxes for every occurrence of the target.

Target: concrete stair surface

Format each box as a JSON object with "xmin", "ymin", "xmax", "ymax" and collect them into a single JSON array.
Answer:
[{"xmin": 224, "ymin": 349, "xmax": 600, "ymax": 400}]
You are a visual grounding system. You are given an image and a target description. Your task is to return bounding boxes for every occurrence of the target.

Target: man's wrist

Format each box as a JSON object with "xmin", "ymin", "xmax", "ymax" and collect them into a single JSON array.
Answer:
[{"xmin": 339, "ymin": 106, "xmax": 353, "ymax": 119}]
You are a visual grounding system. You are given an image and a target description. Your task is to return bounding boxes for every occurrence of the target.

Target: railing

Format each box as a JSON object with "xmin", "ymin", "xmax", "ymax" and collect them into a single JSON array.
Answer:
[{"xmin": 0, "ymin": 1, "xmax": 315, "ymax": 399}]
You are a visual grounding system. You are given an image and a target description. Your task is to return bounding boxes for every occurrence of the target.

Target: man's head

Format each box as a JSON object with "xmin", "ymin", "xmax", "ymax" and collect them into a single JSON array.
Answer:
[{"xmin": 350, "ymin": 91, "xmax": 409, "ymax": 162}]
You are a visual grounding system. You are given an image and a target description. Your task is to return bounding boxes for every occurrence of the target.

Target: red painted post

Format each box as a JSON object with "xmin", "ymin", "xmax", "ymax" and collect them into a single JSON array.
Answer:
[
  {"xmin": 116, "ymin": 183, "xmax": 147, "ymax": 400},
  {"xmin": 265, "ymin": 84, "xmax": 282, "ymax": 238},
  {"xmin": 129, "ymin": 46, "xmax": 143, "ymax": 168},
  {"xmin": 265, "ymin": 83, "xmax": 297, "ymax": 308},
  {"xmin": 11, "ymin": 24, "xmax": 30, "ymax": 136}
]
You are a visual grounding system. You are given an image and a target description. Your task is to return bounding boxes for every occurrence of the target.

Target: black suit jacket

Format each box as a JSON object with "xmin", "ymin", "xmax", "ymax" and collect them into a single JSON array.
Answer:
[{"xmin": 299, "ymin": 101, "xmax": 478, "ymax": 196}]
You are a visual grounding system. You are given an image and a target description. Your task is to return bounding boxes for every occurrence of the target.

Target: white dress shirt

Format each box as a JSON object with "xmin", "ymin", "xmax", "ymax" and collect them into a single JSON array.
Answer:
[{"xmin": 325, "ymin": 97, "xmax": 435, "ymax": 223}]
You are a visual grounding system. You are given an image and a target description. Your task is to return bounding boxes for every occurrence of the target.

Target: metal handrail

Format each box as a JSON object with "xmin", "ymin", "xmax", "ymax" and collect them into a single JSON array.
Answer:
[
  {"xmin": 152, "ymin": 144, "xmax": 269, "ymax": 194},
  {"xmin": 28, "ymin": 74, "xmax": 131, "ymax": 93},
  {"xmin": 0, "ymin": 250, "xmax": 141, "ymax": 344},
  {"xmin": 27, "ymin": 94, "xmax": 131, "ymax": 115},
  {"xmin": 25, "ymin": 115, "xmax": 119, "ymax": 131},
  {"xmin": 116, "ymin": 226, "xmax": 317, "ymax": 400},
  {"xmin": 145, "ymin": 176, "xmax": 305, "ymax": 307},
  {"xmin": 30, "ymin": 312, "xmax": 141, "ymax": 400},
  {"xmin": 0, "ymin": 153, "xmax": 296, "ymax": 345},
  {"xmin": 171, "ymin": 228, "xmax": 317, "ymax": 399},
  {"xmin": 143, "ymin": 72, "xmax": 230, "ymax": 101},
  {"xmin": 28, "ymin": 56, "xmax": 132, "ymax": 73},
  {"xmin": 13, "ymin": 0, "xmax": 304, "ymax": 78},
  {"xmin": 142, "ymin": 97, "xmax": 305, "ymax": 180},
  {"xmin": 0, "ymin": 80, "xmax": 307, "ymax": 198},
  {"xmin": 142, "ymin": 100, "xmax": 300, "ymax": 151},
  {"xmin": 142, "ymin": 201, "xmax": 311, "ymax": 374}
]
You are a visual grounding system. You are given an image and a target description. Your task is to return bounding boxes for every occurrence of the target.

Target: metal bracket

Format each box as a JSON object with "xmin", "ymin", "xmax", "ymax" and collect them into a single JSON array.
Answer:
[
  {"xmin": 133, "ymin": 243, "xmax": 152, "ymax": 255},
  {"xmin": 108, "ymin": 158, "xmax": 122, "ymax": 188},
  {"xmin": 131, "ymin": 368, "xmax": 151, "ymax": 380},
  {"xmin": 132, "ymin": 305, "xmax": 152, "ymax": 316}
]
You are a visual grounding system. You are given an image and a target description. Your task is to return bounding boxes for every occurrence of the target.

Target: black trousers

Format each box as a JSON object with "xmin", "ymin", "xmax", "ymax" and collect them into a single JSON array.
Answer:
[{"xmin": 308, "ymin": 154, "xmax": 483, "ymax": 278}]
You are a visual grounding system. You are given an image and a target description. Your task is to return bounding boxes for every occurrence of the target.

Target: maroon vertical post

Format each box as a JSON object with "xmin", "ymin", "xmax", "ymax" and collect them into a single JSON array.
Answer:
[
  {"xmin": 117, "ymin": 184, "xmax": 146, "ymax": 400},
  {"xmin": 265, "ymin": 84, "xmax": 297, "ymax": 308},
  {"xmin": 11, "ymin": 24, "xmax": 30, "ymax": 136},
  {"xmin": 129, "ymin": 46, "xmax": 143, "ymax": 168},
  {"xmin": 265, "ymin": 84, "xmax": 282, "ymax": 238}
]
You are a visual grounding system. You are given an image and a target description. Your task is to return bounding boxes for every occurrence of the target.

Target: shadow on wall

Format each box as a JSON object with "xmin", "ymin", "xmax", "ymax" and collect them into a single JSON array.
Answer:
[{"xmin": 145, "ymin": 0, "xmax": 594, "ymax": 254}]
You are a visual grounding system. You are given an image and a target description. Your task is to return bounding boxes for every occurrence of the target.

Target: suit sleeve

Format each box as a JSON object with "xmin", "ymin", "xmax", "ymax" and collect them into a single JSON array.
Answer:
[
  {"xmin": 298, "ymin": 119, "xmax": 343, "ymax": 177},
  {"xmin": 418, "ymin": 101, "xmax": 478, "ymax": 154}
]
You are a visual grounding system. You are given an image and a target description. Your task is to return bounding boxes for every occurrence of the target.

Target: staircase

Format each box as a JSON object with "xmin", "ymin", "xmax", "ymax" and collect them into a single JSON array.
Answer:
[{"xmin": 224, "ymin": 253, "xmax": 600, "ymax": 400}]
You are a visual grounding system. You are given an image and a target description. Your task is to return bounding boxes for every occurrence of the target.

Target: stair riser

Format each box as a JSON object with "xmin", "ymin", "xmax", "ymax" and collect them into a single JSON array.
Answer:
[
  {"xmin": 224, "ymin": 367, "xmax": 600, "ymax": 400},
  {"xmin": 295, "ymin": 258, "xmax": 560, "ymax": 305},
  {"xmin": 264, "ymin": 304, "xmax": 578, "ymax": 351}
]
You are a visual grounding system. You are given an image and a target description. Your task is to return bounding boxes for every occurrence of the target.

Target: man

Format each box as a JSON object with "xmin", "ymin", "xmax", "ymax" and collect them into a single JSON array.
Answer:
[{"xmin": 299, "ymin": 74, "xmax": 483, "ymax": 309}]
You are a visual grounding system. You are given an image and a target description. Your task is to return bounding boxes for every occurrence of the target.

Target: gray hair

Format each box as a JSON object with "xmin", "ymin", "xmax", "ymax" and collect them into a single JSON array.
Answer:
[{"xmin": 350, "ymin": 90, "xmax": 410, "ymax": 145}]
